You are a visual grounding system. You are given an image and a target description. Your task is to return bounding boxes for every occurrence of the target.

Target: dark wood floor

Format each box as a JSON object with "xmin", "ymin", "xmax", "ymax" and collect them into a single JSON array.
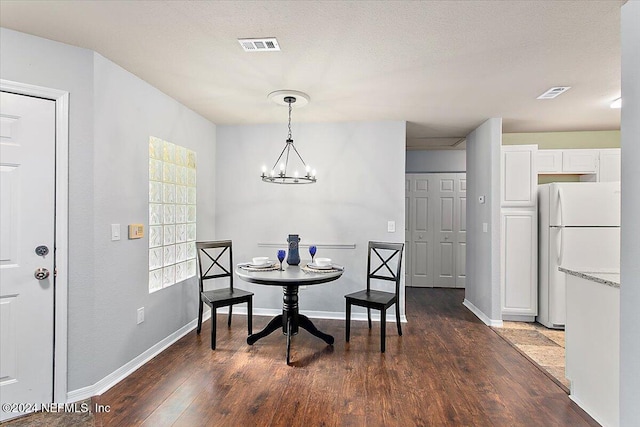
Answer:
[{"xmin": 93, "ymin": 288, "xmax": 598, "ymax": 426}]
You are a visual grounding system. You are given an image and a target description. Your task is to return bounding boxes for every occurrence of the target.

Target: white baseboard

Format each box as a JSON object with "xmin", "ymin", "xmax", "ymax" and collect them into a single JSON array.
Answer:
[
  {"xmin": 463, "ymin": 299, "xmax": 503, "ymax": 327},
  {"xmin": 66, "ymin": 311, "xmax": 211, "ymax": 403},
  {"xmin": 67, "ymin": 306, "xmax": 407, "ymax": 402}
]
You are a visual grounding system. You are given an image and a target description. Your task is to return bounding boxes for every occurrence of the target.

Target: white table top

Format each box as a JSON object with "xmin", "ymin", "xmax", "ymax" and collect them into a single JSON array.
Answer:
[{"xmin": 236, "ymin": 264, "xmax": 343, "ymax": 286}]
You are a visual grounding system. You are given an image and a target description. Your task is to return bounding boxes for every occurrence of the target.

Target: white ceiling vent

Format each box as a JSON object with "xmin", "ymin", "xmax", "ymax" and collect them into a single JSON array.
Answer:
[
  {"xmin": 238, "ymin": 38, "xmax": 280, "ymax": 52},
  {"xmin": 537, "ymin": 86, "xmax": 571, "ymax": 99}
]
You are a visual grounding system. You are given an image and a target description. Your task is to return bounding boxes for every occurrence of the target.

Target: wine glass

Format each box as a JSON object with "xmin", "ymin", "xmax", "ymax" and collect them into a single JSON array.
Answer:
[
  {"xmin": 277, "ymin": 249, "xmax": 286, "ymax": 271},
  {"xmin": 309, "ymin": 245, "xmax": 317, "ymax": 264}
]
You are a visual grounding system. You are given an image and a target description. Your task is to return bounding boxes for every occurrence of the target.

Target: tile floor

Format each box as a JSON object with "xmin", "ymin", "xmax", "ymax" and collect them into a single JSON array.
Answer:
[{"xmin": 492, "ymin": 321, "xmax": 569, "ymax": 391}]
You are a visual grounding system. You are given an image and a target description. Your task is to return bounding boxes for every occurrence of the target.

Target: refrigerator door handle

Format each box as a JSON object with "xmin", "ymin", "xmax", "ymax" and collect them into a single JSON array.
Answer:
[
  {"xmin": 557, "ymin": 187, "xmax": 564, "ymax": 227},
  {"xmin": 557, "ymin": 227, "xmax": 564, "ymax": 265}
]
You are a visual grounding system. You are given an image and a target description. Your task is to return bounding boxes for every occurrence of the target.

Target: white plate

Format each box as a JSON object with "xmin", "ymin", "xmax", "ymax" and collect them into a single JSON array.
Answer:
[
  {"xmin": 248, "ymin": 261, "xmax": 276, "ymax": 268},
  {"xmin": 307, "ymin": 262, "xmax": 334, "ymax": 270}
]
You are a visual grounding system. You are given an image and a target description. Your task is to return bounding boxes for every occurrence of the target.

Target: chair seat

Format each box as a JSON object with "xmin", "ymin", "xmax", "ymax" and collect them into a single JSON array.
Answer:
[
  {"xmin": 202, "ymin": 288, "xmax": 253, "ymax": 306},
  {"xmin": 345, "ymin": 289, "xmax": 396, "ymax": 308}
]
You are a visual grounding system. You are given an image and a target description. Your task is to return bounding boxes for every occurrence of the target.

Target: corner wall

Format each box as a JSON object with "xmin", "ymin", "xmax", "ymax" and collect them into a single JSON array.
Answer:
[
  {"xmin": 620, "ymin": 1, "xmax": 640, "ymax": 424},
  {"xmin": 1, "ymin": 28, "xmax": 217, "ymax": 392},
  {"xmin": 464, "ymin": 118, "xmax": 502, "ymax": 324}
]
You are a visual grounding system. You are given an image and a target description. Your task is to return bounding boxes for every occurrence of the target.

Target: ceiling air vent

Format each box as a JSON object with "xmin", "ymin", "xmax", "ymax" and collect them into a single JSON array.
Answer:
[
  {"xmin": 238, "ymin": 38, "xmax": 280, "ymax": 52},
  {"xmin": 537, "ymin": 86, "xmax": 571, "ymax": 99}
]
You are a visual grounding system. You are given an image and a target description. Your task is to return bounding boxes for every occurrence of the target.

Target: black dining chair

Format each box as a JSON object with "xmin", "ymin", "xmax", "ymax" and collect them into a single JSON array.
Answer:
[
  {"xmin": 345, "ymin": 241, "xmax": 404, "ymax": 353},
  {"xmin": 196, "ymin": 240, "xmax": 253, "ymax": 350}
]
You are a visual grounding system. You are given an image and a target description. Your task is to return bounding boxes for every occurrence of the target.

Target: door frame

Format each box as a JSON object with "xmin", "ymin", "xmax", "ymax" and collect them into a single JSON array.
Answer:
[{"xmin": 1, "ymin": 79, "xmax": 69, "ymax": 404}]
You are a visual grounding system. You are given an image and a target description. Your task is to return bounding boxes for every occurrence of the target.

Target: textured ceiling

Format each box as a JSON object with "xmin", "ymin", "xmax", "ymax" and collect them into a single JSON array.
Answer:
[{"xmin": 0, "ymin": 1, "xmax": 624, "ymax": 150}]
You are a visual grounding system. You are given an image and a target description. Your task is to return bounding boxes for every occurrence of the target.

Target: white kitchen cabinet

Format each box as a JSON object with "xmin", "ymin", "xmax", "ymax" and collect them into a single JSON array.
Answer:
[
  {"xmin": 501, "ymin": 145, "xmax": 537, "ymax": 207},
  {"xmin": 561, "ymin": 149, "xmax": 599, "ymax": 173},
  {"xmin": 500, "ymin": 210, "xmax": 538, "ymax": 320},
  {"xmin": 537, "ymin": 149, "xmax": 563, "ymax": 173},
  {"xmin": 501, "ymin": 144, "xmax": 538, "ymax": 321},
  {"xmin": 598, "ymin": 148, "xmax": 621, "ymax": 182}
]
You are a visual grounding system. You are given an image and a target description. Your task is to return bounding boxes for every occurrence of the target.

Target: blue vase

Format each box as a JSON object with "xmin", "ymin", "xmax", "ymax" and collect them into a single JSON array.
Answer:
[{"xmin": 286, "ymin": 234, "xmax": 301, "ymax": 265}]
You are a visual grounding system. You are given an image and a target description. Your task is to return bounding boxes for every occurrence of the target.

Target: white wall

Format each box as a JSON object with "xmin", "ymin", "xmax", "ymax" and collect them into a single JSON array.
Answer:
[
  {"xmin": 405, "ymin": 150, "xmax": 466, "ymax": 173},
  {"xmin": 464, "ymin": 118, "xmax": 502, "ymax": 323},
  {"xmin": 620, "ymin": 1, "xmax": 640, "ymax": 424},
  {"xmin": 216, "ymin": 121, "xmax": 406, "ymax": 316},
  {"xmin": 91, "ymin": 54, "xmax": 216, "ymax": 385},
  {"xmin": 0, "ymin": 28, "xmax": 217, "ymax": 391}
]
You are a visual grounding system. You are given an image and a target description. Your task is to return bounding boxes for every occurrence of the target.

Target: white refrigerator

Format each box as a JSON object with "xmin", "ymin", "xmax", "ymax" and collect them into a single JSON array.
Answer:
[{"xmin": 537, "ymin": 182, "xmax": 621, "ymax": 329}]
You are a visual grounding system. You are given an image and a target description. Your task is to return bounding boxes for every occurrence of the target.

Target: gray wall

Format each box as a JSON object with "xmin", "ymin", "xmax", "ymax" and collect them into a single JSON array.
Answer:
[
  {"xmin": 405, "ymin": 150, "xmax": 466, "ymax": 173},
  {"xmin": 216, "ymin": 122, "xmax": 406, "ymax": 316},
  {"xmin": 1, "ymin": 29, "xmax": 217, "ymax": 391},
  {"xmin": 620, "ymin": 2, "xmax": 640, "ymax": 424},
  {"xmin": 464, "ymin": 118, "xmax": 502, "ymax": 322}
]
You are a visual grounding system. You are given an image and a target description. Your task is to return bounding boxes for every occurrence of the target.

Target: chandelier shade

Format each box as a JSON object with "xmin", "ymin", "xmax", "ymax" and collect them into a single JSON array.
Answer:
[{"xmin": 261, "ymin": 91, "xmax": 316, "ymax": 184}]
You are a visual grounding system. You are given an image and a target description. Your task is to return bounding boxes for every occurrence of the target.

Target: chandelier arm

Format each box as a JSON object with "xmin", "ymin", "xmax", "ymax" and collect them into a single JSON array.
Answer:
[
  {"xmin": 271, "ymin": 143, "xmax": 289, "ymax": 172},
  {"xmin": 289, "ymin": 142, "xmax": 308, "ymax": 167},
  {"xmin": 284, "ymin": 143, "xmax": 291, "ymax": 177}
]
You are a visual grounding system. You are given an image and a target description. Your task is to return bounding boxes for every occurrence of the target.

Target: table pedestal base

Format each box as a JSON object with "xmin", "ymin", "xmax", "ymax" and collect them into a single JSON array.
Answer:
[{"xmin": 247, "ymin": 285, "xmax": 334, "ymax": 364}]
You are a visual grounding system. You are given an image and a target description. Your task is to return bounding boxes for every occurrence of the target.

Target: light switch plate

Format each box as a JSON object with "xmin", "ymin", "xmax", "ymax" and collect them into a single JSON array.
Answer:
[
  {"xmin": 111, "ymin": 224, "xmax": 120, "ymax": 241},
  {"xmin": 387, "ymin": 221, "xmax": 396, "ymax": 233},
  {"xmin": 483, "ymin": 222, "xmax": 489, "ymax": 233}
]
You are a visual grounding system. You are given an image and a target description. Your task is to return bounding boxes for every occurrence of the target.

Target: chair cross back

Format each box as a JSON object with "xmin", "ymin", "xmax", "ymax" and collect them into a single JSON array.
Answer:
[
  {"xmin": 368, "ymin": 247, "xmax": 400, "ymax": 282},
  {"xmin": 200, "ymin": 245, "xmax": 232, "ymax": 280}
]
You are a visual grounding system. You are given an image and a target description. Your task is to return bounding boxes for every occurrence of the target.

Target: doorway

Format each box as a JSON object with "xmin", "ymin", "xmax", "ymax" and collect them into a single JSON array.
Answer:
[{"xmin": 0, "ymin": 81, "xmax": 69, "ymax": 420}]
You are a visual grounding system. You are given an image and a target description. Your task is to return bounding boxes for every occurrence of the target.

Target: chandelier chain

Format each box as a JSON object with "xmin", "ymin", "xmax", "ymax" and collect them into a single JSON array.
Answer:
[{"xmin": 287, "ymin": 100, "xmax": 293, "ymax": 140}]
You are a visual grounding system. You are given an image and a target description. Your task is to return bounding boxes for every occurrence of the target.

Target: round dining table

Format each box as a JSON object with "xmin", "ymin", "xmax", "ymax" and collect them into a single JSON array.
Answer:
[{"xmin": 236, "ymin": 264, "xmax": 343, "ymax": 365}]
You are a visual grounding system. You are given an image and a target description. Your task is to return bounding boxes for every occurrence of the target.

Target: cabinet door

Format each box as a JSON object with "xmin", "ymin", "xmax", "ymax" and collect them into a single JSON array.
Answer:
[
  {"xmin": 562, "ymin": 149, "xmax": 598, "ymax": 173},
  {"xmin": 501, "ymin": 210, "xmax": 537, "ymax": 317},
  {"xmin": 537, "ymin": 150, "xmax": 563, "ymax": 173},
  {"xmin": 501, "ymin": 145, "xmax": 537, "ymax": 207},
  {"xmin": 598, "ymin": 149, "xmax": 621, "ymax": 182}
]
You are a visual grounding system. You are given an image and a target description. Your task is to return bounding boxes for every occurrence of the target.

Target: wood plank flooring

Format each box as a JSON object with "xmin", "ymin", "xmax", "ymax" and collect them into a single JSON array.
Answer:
[{"xmin": 90, "ymin": 288, "xmax": 597, "ymax": 426}]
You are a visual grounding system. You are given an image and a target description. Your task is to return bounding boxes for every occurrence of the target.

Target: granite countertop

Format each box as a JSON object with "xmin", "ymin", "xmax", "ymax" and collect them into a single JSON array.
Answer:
[{"xmin": 559, "ymin": 267, "xmax": 620, "ymax": 289}]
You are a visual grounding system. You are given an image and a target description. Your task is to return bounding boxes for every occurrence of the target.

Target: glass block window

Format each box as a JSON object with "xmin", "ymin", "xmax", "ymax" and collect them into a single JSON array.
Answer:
[{"xmin": 149, "ymin": 136, "xmax": 197, "ymax": 293}]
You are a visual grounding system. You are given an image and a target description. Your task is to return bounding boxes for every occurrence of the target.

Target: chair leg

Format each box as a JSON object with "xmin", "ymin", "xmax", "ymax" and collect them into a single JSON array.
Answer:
[
  {"xmin": 345, "ymin": 301, "xmax": 351, "ymax": 342},
  {"xmin": 395, "ymin": 303, "xmax": 402, "ymax": 336},
  {"xmin": 211, "ymin": 307, "xmax": 217, "ymax": 350},
  {"xmin": 247, "ymin": 298, "xmax": 253, "ymax": 335},
  {"xmin": 197, "ymin": 299, "xmax": 203, "ymax": 334},
  {"xmin": 380, "ymin": 308, "xmax": 386, "ymax": 353},
  {"xmin": 367, "ymin": 307, "xmax": 372, "ymax": 329},
  {"xmin": 227, "ymin": 305, "xmax": 233, "ymax": 328}
]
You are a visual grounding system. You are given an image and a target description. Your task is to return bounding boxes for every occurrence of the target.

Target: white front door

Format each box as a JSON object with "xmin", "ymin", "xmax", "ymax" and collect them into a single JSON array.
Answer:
[{"xmin": 1, "ymin": 92, "xmax": 56, "ymax": 421}]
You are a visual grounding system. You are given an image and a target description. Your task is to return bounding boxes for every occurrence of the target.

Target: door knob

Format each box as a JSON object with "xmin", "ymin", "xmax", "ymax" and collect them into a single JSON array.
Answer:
[
  {"xmin": 34, "ymin": 268, "xmax": 50, "ymax": 280},
  {"xmin": 444, "ymin": 235, "xmax": 449, "ymax": 240}
]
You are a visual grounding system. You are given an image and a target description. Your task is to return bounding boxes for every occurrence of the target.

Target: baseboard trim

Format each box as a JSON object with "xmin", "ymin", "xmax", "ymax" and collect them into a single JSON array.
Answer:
[
  {"xmin": 463, "ymin": 299, "xmax": 503, "ymax": 327},
  {"xmin": 66, "ymin": 306, "xmax": 407, "ymax": 402},
  {"xmin": 66, "ymin": 311, "xmax": 212, "ymax": 402}
]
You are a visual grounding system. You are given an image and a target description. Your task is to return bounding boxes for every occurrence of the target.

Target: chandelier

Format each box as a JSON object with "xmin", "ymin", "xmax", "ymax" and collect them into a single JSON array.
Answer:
[{"xmin": 261, "ymin": 90, "xmax": 316, "ymax": 184}]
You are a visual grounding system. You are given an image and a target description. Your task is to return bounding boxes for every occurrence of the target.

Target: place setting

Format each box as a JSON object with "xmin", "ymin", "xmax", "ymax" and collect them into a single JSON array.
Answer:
[
  {"xmin": 238, "ymin": 256, "xmax": 280, "ymax": 272},
  {"xmin": 302, "ymin": 245, "xmax": 344, "ymax": 273}
]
